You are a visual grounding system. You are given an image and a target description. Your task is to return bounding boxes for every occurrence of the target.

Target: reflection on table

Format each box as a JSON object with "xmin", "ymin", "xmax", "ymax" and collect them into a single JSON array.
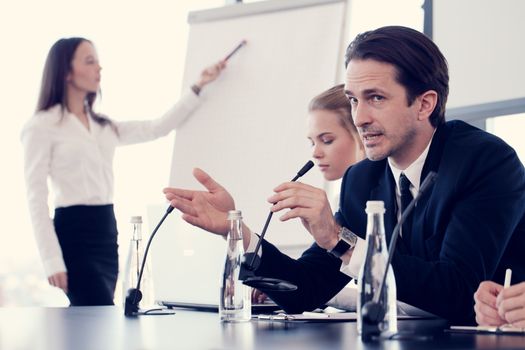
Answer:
[{"xmin": 0, "ymin": 306, "xmax": 524, "ymax": 350}]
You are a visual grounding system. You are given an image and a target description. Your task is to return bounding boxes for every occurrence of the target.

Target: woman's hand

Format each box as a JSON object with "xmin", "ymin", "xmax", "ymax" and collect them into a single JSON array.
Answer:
[
  {"xmin": 48, "ymin": 271, "xmax": 68, "ymax": 293},
  {"xmin": 195, "ymin": 60, "xmax": 227, "ymax": 89}
]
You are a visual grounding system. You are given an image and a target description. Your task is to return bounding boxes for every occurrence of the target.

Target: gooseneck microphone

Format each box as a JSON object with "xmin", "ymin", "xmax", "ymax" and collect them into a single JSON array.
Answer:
[
  {"xmin": 124, "ymin": 205, "xmax": 174, "ymax": 317},
  {"xmin": 361, "ymin": 171, "xmax": 437, "ymax": 335},
  {"xmin": 242, "ymin": 160, "xmax": 314, "ymax": 292}
]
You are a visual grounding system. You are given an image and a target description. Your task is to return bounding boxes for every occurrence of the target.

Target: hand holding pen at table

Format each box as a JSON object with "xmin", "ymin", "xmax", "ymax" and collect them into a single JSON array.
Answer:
[
  {"xmin": 474, "ymin": 269, "xmax": 525, "ymax": 327},
  {"xmin": 495, "ymin": 281, "xmax": 525, "ymax": 327}
]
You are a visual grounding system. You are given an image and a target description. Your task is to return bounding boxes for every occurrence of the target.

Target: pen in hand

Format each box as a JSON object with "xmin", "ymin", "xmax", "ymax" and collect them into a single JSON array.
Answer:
[{"xmin": 504, "ymin": 268, "xmax": 512, "ymax": 289}]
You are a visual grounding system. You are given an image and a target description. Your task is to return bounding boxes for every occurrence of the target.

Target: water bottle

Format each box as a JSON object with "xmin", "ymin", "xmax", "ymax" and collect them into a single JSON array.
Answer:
[
  {"xmin": 357, "ymin": 201, "xmax": 397, "ymax": 337},
  {"xmin": 219, "ymin": 210, "xmax": 251, "ymax": 322},
  {"xmin": 122, "ymin": 216, "xmax": 155, "ymax": 309}
]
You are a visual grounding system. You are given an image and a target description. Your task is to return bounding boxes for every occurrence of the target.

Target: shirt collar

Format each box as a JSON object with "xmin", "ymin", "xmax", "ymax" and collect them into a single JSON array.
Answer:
[{"xmin": 389, "ymin": 130, "xmax": 435, "ymax": 193}]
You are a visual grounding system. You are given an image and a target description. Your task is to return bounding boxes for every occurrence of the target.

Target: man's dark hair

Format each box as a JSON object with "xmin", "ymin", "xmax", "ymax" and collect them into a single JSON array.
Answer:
[{"xmin": 345, "ymin": 26, "xmax": 449, "ymax": 127}]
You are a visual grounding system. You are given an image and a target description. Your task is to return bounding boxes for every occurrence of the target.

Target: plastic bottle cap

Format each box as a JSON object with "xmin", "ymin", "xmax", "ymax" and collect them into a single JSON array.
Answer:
[
  {"xmin": 130, "ymin": 216, "xmax": 143, "ymax": 224},
  {"xmin": 227, "ymin": 210, "xmax": 242, "ymax": 220},
  {"xmin": 365, "ymin": 200, "xmax": 385, "ymax": 214}
]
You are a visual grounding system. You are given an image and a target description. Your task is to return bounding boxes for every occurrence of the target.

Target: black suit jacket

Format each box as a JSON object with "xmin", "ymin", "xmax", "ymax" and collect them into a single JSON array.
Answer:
[{"xmin": 255, "ymin": 120, "xmax": 525, "ymax": 324}]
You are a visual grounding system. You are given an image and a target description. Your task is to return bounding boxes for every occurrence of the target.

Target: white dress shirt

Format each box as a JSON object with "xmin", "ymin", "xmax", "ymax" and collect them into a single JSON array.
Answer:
[{"xmin": 21, "ymin": 89, "xmax": 201, "ymax": 276}]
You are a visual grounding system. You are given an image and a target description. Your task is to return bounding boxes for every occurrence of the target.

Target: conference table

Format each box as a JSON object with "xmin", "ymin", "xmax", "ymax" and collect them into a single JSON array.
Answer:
[{"xmin": 0, "ymin": 306, "xmax": 524, "ymax": 349}]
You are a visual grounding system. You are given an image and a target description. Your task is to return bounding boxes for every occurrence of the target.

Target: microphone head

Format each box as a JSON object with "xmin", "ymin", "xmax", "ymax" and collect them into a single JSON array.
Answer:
[
  {"xmin": 361, "ymin": 301, "xmax": 385, "ymax": 325},
  {"xmin": 297, "ymin": 160, "xmax": 314, "ymax": 177},
  {"xmin": 124, "ymin": 288, "xmax": 143, "ymax": 317}
]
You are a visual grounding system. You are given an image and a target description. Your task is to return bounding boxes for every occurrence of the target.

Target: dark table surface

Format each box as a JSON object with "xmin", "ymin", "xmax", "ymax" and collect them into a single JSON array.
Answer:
[{"xmin": 0, "ymin": 306, "xmax": 524, "ymax": 350}]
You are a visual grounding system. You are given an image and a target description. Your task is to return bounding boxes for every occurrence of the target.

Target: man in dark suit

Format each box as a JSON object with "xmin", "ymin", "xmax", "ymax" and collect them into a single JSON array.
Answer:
[{"xmin": 164, "ymin": 26, "xmax": 525, "ymax": 324}]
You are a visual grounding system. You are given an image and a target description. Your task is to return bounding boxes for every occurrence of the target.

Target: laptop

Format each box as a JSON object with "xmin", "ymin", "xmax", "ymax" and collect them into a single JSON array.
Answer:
[{"xmin": 147, "ymin": 205, "xmax": 280, "ymax": 313}]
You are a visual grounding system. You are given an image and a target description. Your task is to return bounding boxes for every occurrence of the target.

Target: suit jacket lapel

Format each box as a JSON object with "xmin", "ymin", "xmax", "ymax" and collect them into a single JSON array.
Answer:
[
  {"xmin": 421, "ymin": 122, "xmax": 448, "ymax": 183},
  {"xmin": 411, "ymin": 123, "xmax": 450, "ymax": 253}
]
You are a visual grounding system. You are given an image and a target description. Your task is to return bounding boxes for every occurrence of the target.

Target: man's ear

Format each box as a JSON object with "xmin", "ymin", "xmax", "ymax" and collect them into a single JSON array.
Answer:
[{"xmin": 417, "ymin": 90, "xmax": 438, "ymax": 121}]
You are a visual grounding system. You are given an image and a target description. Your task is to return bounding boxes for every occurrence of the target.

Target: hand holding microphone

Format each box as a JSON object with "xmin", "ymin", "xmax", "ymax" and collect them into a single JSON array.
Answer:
[
  {"xmin": 267, "ymin": 174, "xmax": 338, "ymax": 250},
  {"xmin": 164, "ymin": 161, "xmax": 316, "ymax": 292},
  {"xmin": 164, "ymin": 162, "xmax": 315, "ymax": 249}
]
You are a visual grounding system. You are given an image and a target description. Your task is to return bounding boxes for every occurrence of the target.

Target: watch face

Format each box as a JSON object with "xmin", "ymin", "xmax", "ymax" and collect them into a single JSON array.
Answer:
[{"xmin": 340, "ymin": 227, "xmax": 357, "ymax": 247}]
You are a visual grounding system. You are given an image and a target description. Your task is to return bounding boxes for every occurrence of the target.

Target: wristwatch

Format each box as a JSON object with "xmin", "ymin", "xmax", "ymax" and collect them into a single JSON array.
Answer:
[{"xmin": 328, "ymin": 226, "xmax": 358, "ymax": 258}]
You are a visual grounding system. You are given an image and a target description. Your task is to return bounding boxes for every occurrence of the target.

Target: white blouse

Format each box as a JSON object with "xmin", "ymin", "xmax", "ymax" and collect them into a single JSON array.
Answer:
[{"xmin": 21, "ymin": 89, "xmax": 201, "ymax": 277}]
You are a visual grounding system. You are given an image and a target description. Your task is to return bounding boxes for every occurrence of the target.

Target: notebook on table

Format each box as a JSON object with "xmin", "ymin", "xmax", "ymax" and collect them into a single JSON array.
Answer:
[{"xmin": 449, "ymin": 325, "xmax": 525, "ymax": 334}]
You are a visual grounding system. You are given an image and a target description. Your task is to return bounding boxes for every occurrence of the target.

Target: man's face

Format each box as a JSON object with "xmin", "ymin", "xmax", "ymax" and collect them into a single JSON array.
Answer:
[{"xmin": 344, "ymin": 59, "xmax": 423, "ymax": 169}]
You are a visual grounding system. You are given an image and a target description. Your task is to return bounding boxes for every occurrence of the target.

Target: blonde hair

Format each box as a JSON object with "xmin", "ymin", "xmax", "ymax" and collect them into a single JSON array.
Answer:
[{"xmin": 308, "ymin": 84, "xmax": 359, "ymax": 140}]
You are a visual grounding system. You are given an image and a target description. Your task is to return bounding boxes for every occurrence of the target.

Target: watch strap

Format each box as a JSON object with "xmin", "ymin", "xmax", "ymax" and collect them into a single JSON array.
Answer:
[
  {"xmin": 328, "ymin": 238, "xmax": 351, "ymax": 258},
  {"xmin": 328, "ymin": 226, "xmax": 358, "ymax": 258}
]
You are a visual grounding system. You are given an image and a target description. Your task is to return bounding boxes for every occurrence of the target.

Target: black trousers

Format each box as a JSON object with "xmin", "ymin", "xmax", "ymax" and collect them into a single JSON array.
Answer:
[{"xmin": 54, "ymin": 204, "xmax": 119, "ymax": 306}]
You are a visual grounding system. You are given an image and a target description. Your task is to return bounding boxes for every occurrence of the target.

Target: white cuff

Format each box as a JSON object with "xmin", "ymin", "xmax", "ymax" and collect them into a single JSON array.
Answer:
[{"xmin": 339, "ymin": 237, "xmax": 366, "ymax": 279}]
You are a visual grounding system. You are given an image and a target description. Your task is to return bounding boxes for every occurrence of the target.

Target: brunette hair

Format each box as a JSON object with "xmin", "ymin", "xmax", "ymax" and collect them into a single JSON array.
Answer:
[{"xmin": 37, "ymin": 37, "xmax": 113, "ymax": 128}]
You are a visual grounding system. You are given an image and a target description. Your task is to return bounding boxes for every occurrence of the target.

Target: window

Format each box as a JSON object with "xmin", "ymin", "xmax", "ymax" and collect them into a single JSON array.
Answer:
[{"xmin": 487, "ymin": 113, "xmax": 525, "ymax": 164}]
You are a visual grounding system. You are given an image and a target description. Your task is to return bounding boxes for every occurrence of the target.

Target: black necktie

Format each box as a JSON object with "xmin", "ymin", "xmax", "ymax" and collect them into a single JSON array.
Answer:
[{"xmin": 399, "ymin": 173, "xmax": 414, "ymax": 240}]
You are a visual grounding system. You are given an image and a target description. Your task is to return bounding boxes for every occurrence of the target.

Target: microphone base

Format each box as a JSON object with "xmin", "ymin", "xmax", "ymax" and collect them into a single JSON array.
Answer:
[
  {"xmin": 242, "ymin": 276, "xmax": 297, "ymax": 292},
  {"xmin": 241, "ymin": 255, "xmax": 296, "ymax": 292},
  {"xmin": 124, "ymin": 288, "xmax": 143, "ymax": 317},
  {"xmin": 361, "ymin": 301, "xmax": 386, "ymax": 341},
  {"xmin": 134, "ymin": 307, "xmax": 177, "ymax": 316},
  {"xmin": 125, "ymin": 288, "xmax": 176, "ymax": 317},
  {"xmin": 361, "ymin": 323, "xmax": 382, "ymax": 342}
]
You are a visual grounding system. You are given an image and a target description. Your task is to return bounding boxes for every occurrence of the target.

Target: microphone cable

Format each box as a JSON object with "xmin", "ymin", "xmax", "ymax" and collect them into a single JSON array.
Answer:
[{"xmin": 125, "ymin": 205, "xmax": 174, "ymax": 317}]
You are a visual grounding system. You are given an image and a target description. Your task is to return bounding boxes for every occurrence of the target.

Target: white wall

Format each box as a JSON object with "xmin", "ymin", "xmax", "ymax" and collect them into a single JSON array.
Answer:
[{"xmin": 433, "ymin": 0, "xmax": 525, "ymax": 108}]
